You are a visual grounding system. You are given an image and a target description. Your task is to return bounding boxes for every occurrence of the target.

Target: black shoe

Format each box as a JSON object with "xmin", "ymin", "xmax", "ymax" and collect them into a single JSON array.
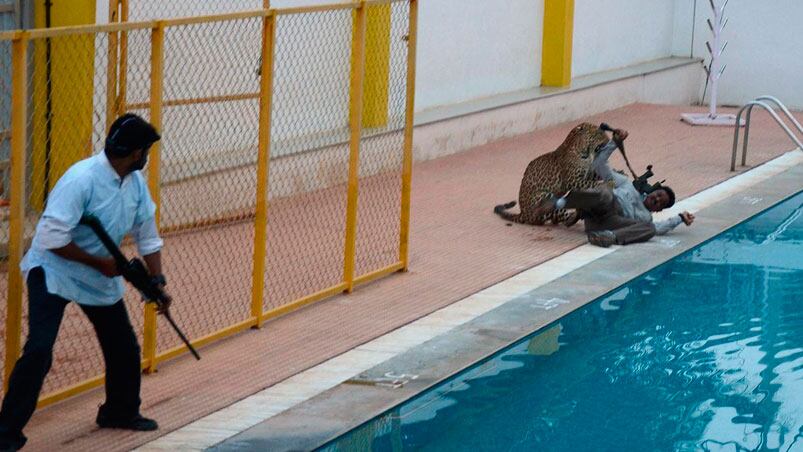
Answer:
[
  {"xmin": 588, "ymin": 230, "xmax": 617, "ymax": 248},
  {"xmin": 97, "ymin": 413, "xmax": 158, "ymax": 431}
]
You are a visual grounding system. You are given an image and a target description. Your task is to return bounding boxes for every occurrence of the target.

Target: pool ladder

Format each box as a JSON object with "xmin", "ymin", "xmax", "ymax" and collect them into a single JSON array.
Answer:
[{"xmin": 731, "ymin": 95, "xmax": 803, "ymax": 171}]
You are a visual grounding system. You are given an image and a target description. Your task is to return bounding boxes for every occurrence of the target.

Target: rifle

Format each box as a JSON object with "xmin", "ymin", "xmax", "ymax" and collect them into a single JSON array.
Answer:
[
  {"xmin": 79, "ymin": 215, "xmax": 201, "ymax": 360},
  {"xmin": 631, "ymin": 164, "xmax": 667, "ymax": 196},
  {"xmin": 599, "ymin": 122, "xmax": 638, "ymax": 180},
  {"xmin": 599, "ymin": 123, "xmax": 666, "ymax": 195}
]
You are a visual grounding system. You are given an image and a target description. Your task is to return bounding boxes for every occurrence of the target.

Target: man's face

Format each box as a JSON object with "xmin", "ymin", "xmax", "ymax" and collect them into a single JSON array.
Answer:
[
  {"xmin": 644, "ymin": 189, "xmax": 669, "ymax": 212},
  {"xmin": 129, "ymin": 146, "xmax": 150, "ymax": 172}
]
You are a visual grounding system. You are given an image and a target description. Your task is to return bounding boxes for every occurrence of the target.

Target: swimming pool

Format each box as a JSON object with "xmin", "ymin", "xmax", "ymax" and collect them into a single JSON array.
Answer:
[{"xmin": 320, "ymin": 192, "xmax": 803, "ymax": 452}]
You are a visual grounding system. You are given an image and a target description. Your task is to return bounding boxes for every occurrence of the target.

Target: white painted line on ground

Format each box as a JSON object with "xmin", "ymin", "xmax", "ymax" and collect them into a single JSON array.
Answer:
[{"xmin": 136, "ymin": 149, "xmax": 803, "ymax": 452}]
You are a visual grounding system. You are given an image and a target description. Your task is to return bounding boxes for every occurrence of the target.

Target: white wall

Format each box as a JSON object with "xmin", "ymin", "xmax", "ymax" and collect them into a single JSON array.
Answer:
[
  {"xmin": 672, "ymin": 0, "xmax": 803, "ymax": 109},
  {"xmin": 572, "ymin": 0, "xmax": 676, "ymax": 77},
  {"xmin": 125, "ymin": 0, "xmax": 547, "ymax": 120},
  {"xmin": 415, "ymin": 0, "xmax": 544, "ymax": 112}
]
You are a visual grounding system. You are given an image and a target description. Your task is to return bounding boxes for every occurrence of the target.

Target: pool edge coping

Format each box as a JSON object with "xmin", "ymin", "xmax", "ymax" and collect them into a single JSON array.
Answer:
[{"xmin": 137, "ymin": 150, "xmax": 803, "ymax": 452}]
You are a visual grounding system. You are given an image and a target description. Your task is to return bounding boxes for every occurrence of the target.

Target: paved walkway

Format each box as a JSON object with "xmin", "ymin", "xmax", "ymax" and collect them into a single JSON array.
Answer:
[{"xmin": 18, "ymin": 103, "xmax": 803, "ymax": 451}]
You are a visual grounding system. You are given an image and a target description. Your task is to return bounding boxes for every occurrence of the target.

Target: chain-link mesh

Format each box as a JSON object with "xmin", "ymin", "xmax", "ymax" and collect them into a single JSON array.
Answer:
[
  {"xmin": 154, "ymin": 17, "xmax": 262, "ymax": 354},
  {"xmin": 263, "ymin": 9, "xmax": 353, "ymax": 310},
  {"xmin": 355, "ymin": 1, "xmax": 409, "ymax": 277},
  {"xmin": 127, "ymin": 0, "xmax": 263, "ymax": 21},
  {"xmin": 1, "ymin": 0, "xmax": 414, "ymax": 405}
]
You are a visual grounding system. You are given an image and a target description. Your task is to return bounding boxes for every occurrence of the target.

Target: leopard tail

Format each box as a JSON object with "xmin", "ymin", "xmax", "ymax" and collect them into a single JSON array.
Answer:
[{"xmin": 493, "ymin": 201, "xmax": 522, "ymax": 223}]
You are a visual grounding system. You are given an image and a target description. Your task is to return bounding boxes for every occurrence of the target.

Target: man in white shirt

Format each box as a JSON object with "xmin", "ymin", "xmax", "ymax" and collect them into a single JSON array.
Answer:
[
  {"xmin": 0, "ymin": 114, "xmax": 169, "ymax": 451},
  {"xmin": 534, "ymin": 128, "xmax": 695, "ymax": 247}
]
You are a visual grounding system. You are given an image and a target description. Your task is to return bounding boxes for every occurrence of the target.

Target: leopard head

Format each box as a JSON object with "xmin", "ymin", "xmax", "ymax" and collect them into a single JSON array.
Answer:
[{"xmin": 557, "ymin": 122, "xmax": 611, "ymax": 160}]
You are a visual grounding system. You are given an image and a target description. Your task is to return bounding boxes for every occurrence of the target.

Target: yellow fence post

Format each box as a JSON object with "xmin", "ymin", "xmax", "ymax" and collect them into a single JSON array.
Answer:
[
  {"xmin": 4, "ymin": 32, "xmax": 29, "ymax": 391},
  {"xmin": 343, "ymin": 1, "xmax": 367, "ymax": 293},
  {"xmin": 118, "ymin": 0, "xmax": 129, "ymax": 116},
  {"xmin": 143, "ymin": 21, "xmax": 164, "ymax": 374},
  {"xmin": 251, "ymin": 9, "xmax": 276, "ymax": 328},
  {"xmin": 106, "ymin": 0, "xmax": 120, "ymax": 131},
  {"xmin": 541, "ymin": 0, "xmax": 574, "ymax": 87},
  {"xmin": 399, "ymin": 0, "xmax": 417, "ymax": 271}
]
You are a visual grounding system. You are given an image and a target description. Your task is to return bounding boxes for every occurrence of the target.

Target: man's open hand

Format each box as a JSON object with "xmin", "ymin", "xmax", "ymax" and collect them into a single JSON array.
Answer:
[{"xmin": 680, "ymin": 211, "xmax": 695, "ymax": 226}]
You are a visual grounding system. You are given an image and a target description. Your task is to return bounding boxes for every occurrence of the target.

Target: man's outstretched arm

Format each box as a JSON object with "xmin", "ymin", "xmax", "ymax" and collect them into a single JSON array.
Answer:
[{"xmin": 654, "ymin": 212, "xmax": 695, "ymax": 235}]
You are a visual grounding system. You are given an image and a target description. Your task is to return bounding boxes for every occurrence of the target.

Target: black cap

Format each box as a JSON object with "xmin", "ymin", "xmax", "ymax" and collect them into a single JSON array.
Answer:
[{"xmin": 105, "ymin": 113, "xmax": 161, "ymax": 157}]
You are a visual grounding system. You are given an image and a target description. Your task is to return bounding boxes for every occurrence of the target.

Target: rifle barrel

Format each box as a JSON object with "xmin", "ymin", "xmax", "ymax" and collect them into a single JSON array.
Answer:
[{"xmin": 164, "ymin": 311, "xmax": 201, "ymax": 360}]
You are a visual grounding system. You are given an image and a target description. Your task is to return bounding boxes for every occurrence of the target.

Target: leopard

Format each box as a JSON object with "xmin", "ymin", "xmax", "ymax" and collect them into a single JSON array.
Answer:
[{"xmin": 494, "ymin": 122, "xmax": 612, "ymax": 226}]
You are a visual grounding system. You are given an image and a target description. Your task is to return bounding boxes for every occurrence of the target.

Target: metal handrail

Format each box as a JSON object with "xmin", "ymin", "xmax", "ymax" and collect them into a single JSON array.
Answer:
[
  {"xmin": 731, "ymin": 99, "xmax": 803, "ymax": 171},
  {"xmin": 754, "ymin": 95, "xmax": 803, "ymax": 135}
]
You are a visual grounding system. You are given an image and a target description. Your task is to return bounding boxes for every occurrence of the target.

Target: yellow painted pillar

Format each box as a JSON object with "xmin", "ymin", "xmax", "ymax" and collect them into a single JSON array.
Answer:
[
  {"xmin": 31, "ymin": 0, "xmax": 96, "ymax": 210},
  {"xmin": 362, "ymin": 3, "xmax": 391, "ymax": 128},
  {"xmin": 541, "ymin": 0, "xmax": 574, "ymax": 87}
]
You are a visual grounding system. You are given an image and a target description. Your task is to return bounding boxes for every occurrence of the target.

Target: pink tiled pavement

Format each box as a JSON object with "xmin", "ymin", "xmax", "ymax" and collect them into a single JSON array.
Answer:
[{"xmin": 15, "ymin": 103, "xmax": 803, "ymax": 451}]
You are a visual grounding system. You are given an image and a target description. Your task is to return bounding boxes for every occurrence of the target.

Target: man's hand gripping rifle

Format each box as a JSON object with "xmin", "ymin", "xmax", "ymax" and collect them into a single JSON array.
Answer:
[{"xmin": 79, "ymin": 215, "xmax": 201, "ymax": 360}]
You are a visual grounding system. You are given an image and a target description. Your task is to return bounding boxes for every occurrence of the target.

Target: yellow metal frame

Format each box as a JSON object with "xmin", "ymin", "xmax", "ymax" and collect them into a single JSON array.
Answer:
[
  {"xmin": 148, "ymin": 317, "xmax": 259, "ymax": 369},
  {"xmin": 4, "ymin": 32, "xmax": 28, "ymax": 391},
  {"xmin": 354, "ymin": 262, "xmax": 404, "ymax": 286},
  {"xmin": 117, "ymin": 0, "xmax": 129, "ymax": 120},
  {"xmin": 261, "ymin": 283, "xmax": 348, "ymax": 323},
  {"xmin": 1, "ymin": 0, "xmax": 417, "ymax": 408},
  {"xmin": 343, "ymin": 1, "xmax": 367, "ymax": 293},
  {"xmin": 250, "ymin": 10, "xmax": 277, "ymax": 327},
  {"xmin": 106, "ymin": 0, "xmax": 120, "ymax": 131},
  {"xmin": 126, "ymin": 93, "xmax": 261, "ymax": 111},
  {"xmin": 38, "ymin": 375, "xmax": 106, "ymax": 408},
  {"xmin": 142, "ymin": 21, "xmax": 165, "ymax": 374},
  {"xmin": 399, "ymin": 0, "xmax": 417, "ymax": 270}
]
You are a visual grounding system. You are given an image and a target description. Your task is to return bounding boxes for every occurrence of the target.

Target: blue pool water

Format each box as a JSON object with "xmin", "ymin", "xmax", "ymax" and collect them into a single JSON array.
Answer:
[{"xmin": 322, "ymin": 192, "xmax": 803, "ymax": 452}]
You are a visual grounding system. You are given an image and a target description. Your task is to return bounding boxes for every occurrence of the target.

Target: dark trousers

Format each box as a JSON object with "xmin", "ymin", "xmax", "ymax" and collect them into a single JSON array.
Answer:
[
  {"xmin": 0, "ymin": 267, "xmax": 141, "ymax": 449},
  {"xmin": 565, "ymin": 186, "xmax": 656, "ymax": 245}
]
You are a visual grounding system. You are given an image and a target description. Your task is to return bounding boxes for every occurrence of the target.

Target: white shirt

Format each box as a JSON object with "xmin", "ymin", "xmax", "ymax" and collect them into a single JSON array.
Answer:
[
  {"xmin": 21, "ymin": 152, "xmax": 163, "ymax": 306},
  {"xmin": 591, "ymin": 141, "xmax": 682, "ymax": 235}
]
